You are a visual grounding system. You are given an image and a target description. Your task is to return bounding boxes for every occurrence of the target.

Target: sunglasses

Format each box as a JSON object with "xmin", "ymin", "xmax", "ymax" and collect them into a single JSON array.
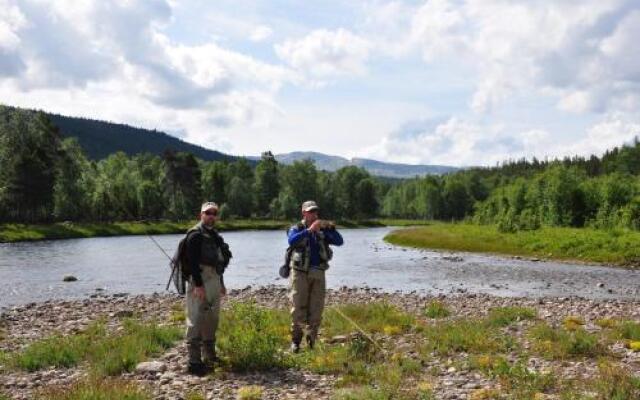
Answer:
[{"xmin": 204, "ymin": 210, "xmax": 218, "ymax": 216}]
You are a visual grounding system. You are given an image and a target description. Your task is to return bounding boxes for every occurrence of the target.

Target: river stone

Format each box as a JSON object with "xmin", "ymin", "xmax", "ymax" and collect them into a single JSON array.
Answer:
[
  {"xmin": 114, "ymin": 310, "xmax": 134, "ymax": 318},
  {"xmin": 136, "ymin": 361, "xmax": 167, "ymax": 374},
  {"xmin": 62, "ymin": 275, "xmax": 78, "ymax": 282}
]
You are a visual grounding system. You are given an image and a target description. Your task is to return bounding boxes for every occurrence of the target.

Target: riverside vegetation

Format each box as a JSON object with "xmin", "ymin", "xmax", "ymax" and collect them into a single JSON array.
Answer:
[
  {"xmin": 1, "ymin": 288, "xmax": 639, "ymax": 399},
  {"xmin": 6, "ymin": 106, "xmax": 640, "ymax": 267},
  {"xmin": 384, "ymin": 222, "xmax": 640, "ymax": 267}
]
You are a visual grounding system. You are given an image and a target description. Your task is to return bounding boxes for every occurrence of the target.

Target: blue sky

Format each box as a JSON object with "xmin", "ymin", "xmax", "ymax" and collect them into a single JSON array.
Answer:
[{"xmin": 1, "ymin": 0, "xmax": 639, "ymax": 166}]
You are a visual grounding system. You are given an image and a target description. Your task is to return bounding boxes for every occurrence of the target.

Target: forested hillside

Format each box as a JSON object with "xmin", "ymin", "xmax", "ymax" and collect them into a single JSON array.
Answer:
[
  {"xmin": 2, "ymin": 104, "xmax": 640, "ymax": 232},
  {"xmin": 3, "ymin": 105, "xmax": 238, "ymax": 162}
]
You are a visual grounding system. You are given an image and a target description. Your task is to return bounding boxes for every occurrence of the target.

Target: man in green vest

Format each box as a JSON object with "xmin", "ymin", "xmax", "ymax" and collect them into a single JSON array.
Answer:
[
  {"xmin": 184, "ymin": 202, "xmax": 231, "ymax": 375},
  {"xmin": 287, "ymin": 200, "xmax": 344, "ymax": 353}
]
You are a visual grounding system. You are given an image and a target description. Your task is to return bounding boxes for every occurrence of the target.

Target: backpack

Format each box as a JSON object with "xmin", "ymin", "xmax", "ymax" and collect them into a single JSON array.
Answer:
[
  {"xmin": 279, "ymin": 222, "xmax": 305, "ymax": 279},
  {"xmin": 166, "ymin": 230, "xmax": 196, "ymax": 295},
  {"xmin": 167, "ymin": 227, "xmax": 233, "ymax": 294}
]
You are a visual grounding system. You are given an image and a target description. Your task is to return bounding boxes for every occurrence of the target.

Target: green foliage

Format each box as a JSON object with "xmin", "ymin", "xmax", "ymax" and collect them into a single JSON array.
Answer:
[
  {"xmin": 486, "ymin": 306, "xmax": 537, "ymax": 327},
  {"xmin": 237, "ymin": 385, "xmax": 264, "ymax": 400},
  {"xmin": 9, "ymin": 320, "xmax": 182, "ymax": 375},
  {"xmin": 33, "ymin": 377, "xmax": 151, "ymax": 400},
  {"xmin": 217, "ymin": 302, "xmax": 290, "ymax": 371},
  {"xmin": 424, "ymin": 300, "xmax": 451, "ymax": 319},
  {"xmin": 323, "ymin": 302, "xmax": 415, "ymax": 338},
  {"xmin": 89, "ymin": 320, "xmax": 182, "ymax": 376},
  {"xmin": 592, "ymin": 362, "xmax": 640, "ymax": 400},
  {"xmin": 420, "ymin": 319, "xmax": 514, "ymax": 355},
  {"xmin": 529, "ymin": 323, "xmax": 607, "ymax": 360},
  {"xmin": 482, "ymin": 358, "xmax": 556, "ymax": 399},
  {"xmin": 385, "ymin": 223, "xmax": 640, "ymax": 265},
  {"xmin": 611, "ymin": 321, "xmax": 640, "ymax": 341},
  {"xmin": 254, "ymin": 151, "xmax": 280, "ymax": 216}
]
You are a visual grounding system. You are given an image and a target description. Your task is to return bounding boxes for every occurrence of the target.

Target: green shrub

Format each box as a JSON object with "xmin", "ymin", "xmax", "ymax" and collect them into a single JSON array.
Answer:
[
  {"xmin": 217, "ymin": 302, "xmax": 290, "ymax": 371},
  {"xmin": 424, "ymin": 301, "xmax": 451, "ymax": 319}
]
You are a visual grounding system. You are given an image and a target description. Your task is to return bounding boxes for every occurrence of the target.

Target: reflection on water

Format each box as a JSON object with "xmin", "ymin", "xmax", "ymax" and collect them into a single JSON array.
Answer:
[{"xmin": 1, "ymin": 227, "xmax": 639, "ymax": 308}]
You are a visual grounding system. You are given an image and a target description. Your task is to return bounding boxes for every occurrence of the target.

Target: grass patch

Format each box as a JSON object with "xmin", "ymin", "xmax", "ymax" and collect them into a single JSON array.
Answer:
[
  {"xmin": 217, "ymin": 302, "xmax": 290, "ymax": 372},
  {"xmin": 420, "ymin": 319, "xmax": 516, "ymax": 355},
  {"xmin": 323, "ymin": 302, "xmax": 416, "ymax": 338},
  {"xmin": 9, "ymin": 320, "xmax": 182, "ymax": 375},
  {"xmin": 595, "ymin": 318, "xmax": 619, "ymax": 329},
  {"xmin": 529, "ymin": 323, "xmax": 607, "ymax": 360},
  {"xmin": 612, "ymin": 321, "xmax": 640, "ymax": 341},
  {"xmin": 592, "ymin": 362, "xmax": 640, "ymax": 400},
  {"xmin": 488, "ymin": 358, "xmax": 555, "ymax": 398},
  {"xmin": 384, "ymin": 223, "xmax": 640, "ymax": 266},
  {"xmin": 89, "ymin": 320, "xmax": 182, "ymax": 376},
  {"xmin": 184, "ymin": 391, "xmax": 206, "ymax": 400},
  {"xmin": 33, "ymin": 377, "xmax": 151, "ymax": 400},
  {"xmin": 424, "ymin": 300, "xmax": 451, "ymax": 319},
  {"xmin": 486, "ymin": 306, "xmax": 537, "ymax": 327},
  {"xmin": 0, "ymin": 220, "xmax": 291, "ymax": 242},
  {"xmin": 0, "ymin": 218, "xmax": 429, "ymax": 243},
  {"xmin": 237, "ymin": 385, "xmax": 264, "ymax": 400}
]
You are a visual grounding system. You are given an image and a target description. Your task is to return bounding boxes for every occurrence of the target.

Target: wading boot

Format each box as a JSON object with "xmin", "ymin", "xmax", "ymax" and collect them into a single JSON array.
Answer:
[
  {"xmin": 186, "ymin": 339, "xmax": 208, "ymax": 376},
  {"xmin": 202, "ymin": 340, "xmax": 220, "ymax": 367}
]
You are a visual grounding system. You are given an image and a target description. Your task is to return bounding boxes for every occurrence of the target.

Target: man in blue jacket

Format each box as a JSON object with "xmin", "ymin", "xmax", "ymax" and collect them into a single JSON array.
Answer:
[{"xmin": 287, "ymin": 200, "xmax": 344, "ymax": 352}]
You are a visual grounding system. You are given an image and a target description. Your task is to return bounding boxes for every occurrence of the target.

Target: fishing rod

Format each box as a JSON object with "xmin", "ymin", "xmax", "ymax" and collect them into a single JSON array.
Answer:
[
  {"xmin": 146, "ymin": 233, "xmax": 177, "ymax": 291},
  {"xmin": 329, "ymin": 307, "xmax": 384, "ymax": 353}
]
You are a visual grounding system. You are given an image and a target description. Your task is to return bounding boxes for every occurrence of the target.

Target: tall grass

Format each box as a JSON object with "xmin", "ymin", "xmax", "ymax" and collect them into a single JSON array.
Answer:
[
  {"xmin": 33, "ymin": 377, "xmax": 150, "ymax": 400},
  {"xmin": 385, "ymin": 223, "xmax": 640, "ymax": 266},
  {"xmin": 9, "ymin": 320, "xmax": 182, "ymax": 375},
  {"xmin": 529, "ymin": 323, "xmax": 607, "ymax": 360}
]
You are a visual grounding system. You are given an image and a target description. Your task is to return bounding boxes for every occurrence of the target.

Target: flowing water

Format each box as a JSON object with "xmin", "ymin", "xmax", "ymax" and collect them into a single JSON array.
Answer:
[{"xmin": 1, "ymin": 227, "xmax": 639, "ymax": 308}]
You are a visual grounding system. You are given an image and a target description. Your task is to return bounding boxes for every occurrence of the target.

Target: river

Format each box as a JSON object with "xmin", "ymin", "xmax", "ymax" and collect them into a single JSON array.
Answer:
[{"xmin": 1, "ymin": 227, "xmax": 639, "ymax": 308}]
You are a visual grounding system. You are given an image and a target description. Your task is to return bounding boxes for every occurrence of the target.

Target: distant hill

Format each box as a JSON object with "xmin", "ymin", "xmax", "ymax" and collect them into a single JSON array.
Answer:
[
  {"xmin": 3, "ymin": 105, "xmax": 456, "ymax": 175},
  {"xmin": 1, "ymin": 106, "xmax": 239, "ymax": 162},
  {"xmin": 266, "ymin": 151, "xmax": 458, "ymax": 178}
]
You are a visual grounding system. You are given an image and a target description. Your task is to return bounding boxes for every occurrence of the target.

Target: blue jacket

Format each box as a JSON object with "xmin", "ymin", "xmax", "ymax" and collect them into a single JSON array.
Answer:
[{"xmin": 288, "ymin": 225, "xmax": 344, "ymax": 269}]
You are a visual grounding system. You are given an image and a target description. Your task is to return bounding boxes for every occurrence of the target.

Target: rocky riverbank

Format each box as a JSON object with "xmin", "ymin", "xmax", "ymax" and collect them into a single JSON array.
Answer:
[{"xmin": 1, "ymin": 287, "xmax": 640, "ymax": 399}]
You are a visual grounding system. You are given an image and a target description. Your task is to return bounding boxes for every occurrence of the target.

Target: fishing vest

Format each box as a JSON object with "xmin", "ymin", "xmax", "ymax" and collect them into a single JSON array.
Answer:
[
  {"xmin": 289, "ymin": 222, "xmax": 333, "ymax": 272},
  {"xmin": 188, "ymin": 222, "xmax": 226, "ymax": 269}
]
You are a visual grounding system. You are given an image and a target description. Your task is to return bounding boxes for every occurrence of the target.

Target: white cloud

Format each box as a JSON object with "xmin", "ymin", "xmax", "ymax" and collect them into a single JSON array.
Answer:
[
  {"xmin": 401, "ymin": 0, "xmax": 640, "ymax": 115},
  {"xmin": 571, "ymin": 114, "xmax": 640, "ymax": 156},
  {"xmin": 249, "ymin": 25, "xmax": 273, "ymax": 42},
  {"xmin": 275, "ymin": 28, "xmax": 371, "ymax": 77},
  {"xmin": 361, "ymin": 112, "xmax": 640, "ymax": 166},
  {"xmin": 0, "ymin": 0, "xmax": 301, "ymax": 143}
]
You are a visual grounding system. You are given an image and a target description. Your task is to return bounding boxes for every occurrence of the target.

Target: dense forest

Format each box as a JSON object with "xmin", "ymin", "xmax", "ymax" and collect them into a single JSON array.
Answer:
[
  {"xmin": 2, "ymin": 106, "xmax": 640, "ymax": 232},
  {"xmin": 3, "ymin": 105, "xmax": 239, "ymax": 162}
]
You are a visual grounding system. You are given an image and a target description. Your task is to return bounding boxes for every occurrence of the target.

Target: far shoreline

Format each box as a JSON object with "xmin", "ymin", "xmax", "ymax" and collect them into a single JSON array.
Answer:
[{"xmin": 0, "ymin": 218, "xmax": 429, "ymax": 243}]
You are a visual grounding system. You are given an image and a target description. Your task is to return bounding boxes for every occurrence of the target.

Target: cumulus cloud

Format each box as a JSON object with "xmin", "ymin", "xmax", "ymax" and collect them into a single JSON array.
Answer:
[
  {"xmin": 0, "ymin": 0, "xmax": 299, "ymax": 141},
  {"xmin": 249, "ymin": 25, "xmax": 273, "ymax": 42},
  {"xmin": 404, "ymin": 0, "xmax": 640, "ymax": 114},
  {"xmin": 275, "ymin": 28, "xmax": 371, "ymax": 77},
  {"xmin": 361, "ymin": 112, "xmax": 640, "ymax": 167}
]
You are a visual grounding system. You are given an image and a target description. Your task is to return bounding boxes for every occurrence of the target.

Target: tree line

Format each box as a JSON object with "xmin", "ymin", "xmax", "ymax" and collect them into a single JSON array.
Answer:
[
  {"xmin": 383, "ymin": 140, "xmax": 640, "ymax": 231},
  {"xmin": 0, "ymin": 108, "xmax": 381, "ymax": 223},
  {"xmin": 2, "ymin": 106, "xmax": 640, "ymax": 232}
]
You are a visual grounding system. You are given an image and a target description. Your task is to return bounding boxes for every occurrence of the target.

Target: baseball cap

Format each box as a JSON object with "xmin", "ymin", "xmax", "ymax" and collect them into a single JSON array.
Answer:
[
  {"xmin": 201, "ymin": 202, "xmax": 219, "ymax": 213},
  {"xmin": 301, "ymin": 200, "xmax": 319, "ymax": 212}
]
